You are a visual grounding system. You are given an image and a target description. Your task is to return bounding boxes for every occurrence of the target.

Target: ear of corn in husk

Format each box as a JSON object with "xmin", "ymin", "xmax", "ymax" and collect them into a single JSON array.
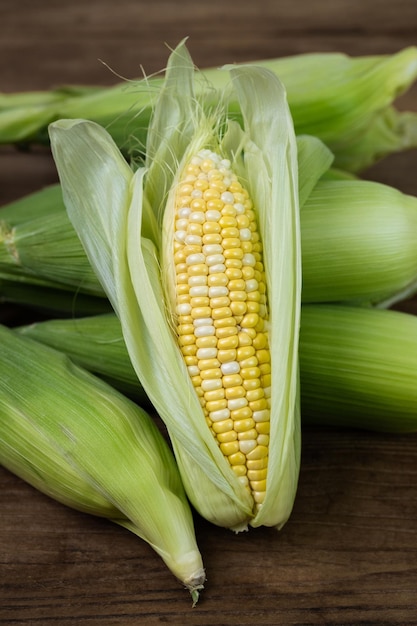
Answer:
[
  {"xmin": 299, "ymin": 304, "xmax": 417, "ymax": 433},
  {"xmin": 2, "ymin": 47, "xmax": 417, "ymax": 172},
  {"xmin": 0, "ymin": 183, "xmax": 64, "ymax": 224},
  {"xmin": 0, "ymin": 183, "xmax": 109, "ymax": 314},
  {"xmin": 18, "ymin": 312, "xmax": 146, "ymax": 400},
  {"xmin": 0, "ymin": 323, "xmax": 205, "ymax": 603},
  {"xmin": 20, "ymin": 304, "xmax": 417, "ymax": 435},
  {"xmin": 301, "ymin": 178, "xmax": 417, "ymax": 307},
  {"xmin": 0, "ymin": 85, "xmax": 99, "ymax": 145},
  {"xmin": 0, "ymin": 275, "xmax": 111, "ymax": 316},
  {"xmin": 0, "ymin": 188, "xmax": 105, "ymax": 297},
  {"xmin": 49, "ymin": 42, "xmax": 302, "ymax": 531}
]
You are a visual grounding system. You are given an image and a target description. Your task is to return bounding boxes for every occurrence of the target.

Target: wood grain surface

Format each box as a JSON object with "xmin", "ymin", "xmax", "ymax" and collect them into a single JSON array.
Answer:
[{"xmin": 1, "ymin": 1, "xmax": 417, "ymax": 624}]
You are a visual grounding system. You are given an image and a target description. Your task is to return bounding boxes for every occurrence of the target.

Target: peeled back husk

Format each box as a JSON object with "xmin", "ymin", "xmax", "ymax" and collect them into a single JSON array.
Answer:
[{"xmin": 49, "ymin": 42, "xmax": 302, "ymax": 531}]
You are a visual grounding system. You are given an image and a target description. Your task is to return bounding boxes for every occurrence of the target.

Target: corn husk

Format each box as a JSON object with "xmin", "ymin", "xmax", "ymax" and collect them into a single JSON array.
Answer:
[
  {"xmin": 49, "ymin": 42, "xmax": 302, "ymax": 531},
  {"xmin": 301, "ymin": 178, "xmax": 417, "ymax": 306},
  {"xmin": 0, "ymin": 323, "xmax": 205, "ymax": 602},
  {"xmin": 0, "ymin": 276, "xmax": 111, "ymax": 316},
  {"xmin": 18, "ymin": 313, "xmax": 146, "ymax": 400},
  {"xmin": 2, "ymin": 47, "xmax": 417, "ymax": 171},
  {"xmin": 299, "ymin": 304, "xmax": 417, "ymax": 433},
  {"xmin": 0, "ymin": 194, "xmax": 105, "ymax": 297},
  {"xmin": 0, "ymin": 86, "xmax": 98, "ymax": 144}
]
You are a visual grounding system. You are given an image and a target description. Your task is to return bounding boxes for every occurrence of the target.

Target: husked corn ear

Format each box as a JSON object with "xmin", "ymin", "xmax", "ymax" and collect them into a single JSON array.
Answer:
[
  {"xmin": 0, "ymin": 324, "xmax": 205, "ymax": 602},
  {"xmin": 167, "ymin": 148, "xmax": 271, "ymax": 509},
  {"xmin": 50, "ymin": 42, "xmax": 301, "ymax": 531}
]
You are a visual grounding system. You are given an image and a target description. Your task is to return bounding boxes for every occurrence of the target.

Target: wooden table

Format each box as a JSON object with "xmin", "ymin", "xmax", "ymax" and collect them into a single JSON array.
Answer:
[{"xmin": 1, "ymin": 1, "xmax": 417, "ymax": 623}]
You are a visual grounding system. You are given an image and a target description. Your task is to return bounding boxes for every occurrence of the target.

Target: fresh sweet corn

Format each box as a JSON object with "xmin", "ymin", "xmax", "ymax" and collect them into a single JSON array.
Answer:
[
  {"xmin": 19, "ymin": 306, "xmax": 417, "ymax": 434},
  {"xmin": 18, "ymin": 313, "xmax": 145, "ymax": 400},
  {"xmin": 49, "ymin": 42, "xmax": 302, "ymax": 531},
  {"xmin": 165, "ymin": 147, "xmax": 271, "ymax": 509},
  {"xmin": 0, "ymin": 324, "xmax": 205, "ymax": 602},
  {"xmin": 301, "ymin": 178, "xmax": 417, "ymax": 306},
  {"xmin": 0, "ymin": 189, "xmax": 105, "ymax": 297},
  {"xmin": 2, "ymin": 47, "xmax": 417, "ymax": 172},
  {"xmin": 0, "ymin": 184, "xmax": 108, "ymax": 314},
  {"xmin": 299, "ymin": 304, "xmax": 417, "ymax": 433}
]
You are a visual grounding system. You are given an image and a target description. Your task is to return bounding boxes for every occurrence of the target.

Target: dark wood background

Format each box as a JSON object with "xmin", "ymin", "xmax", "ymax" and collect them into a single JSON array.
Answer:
[{"xmin": 1, "ymin": 1, "xmax": 417, "ymax": 623}]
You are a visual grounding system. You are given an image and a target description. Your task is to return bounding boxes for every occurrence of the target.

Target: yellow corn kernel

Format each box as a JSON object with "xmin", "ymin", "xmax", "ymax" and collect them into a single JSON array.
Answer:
[
  {"xmin": 220, "ymin": 440, "xmax": 240, "ymax": 456},
  {"xmin": 211, "ymin": 418, "xmax": 234, "ymax": 434},
  {"xmin": 247, "ymin": 468, "xmax": 267, "ymax": 481},
  {"xmin": 205, "ymin": 398, "xmax": 228, "ymax": 413},
  {"xmin": 217, "ymin": 431, "xmax": 238, "ymax": 444},
  {"xmin": 247, "ymin": 457, "xmax": 268, "ymax": 471},
  {"xmin": 217, "ymin": 349, "xmax": 237, "ymax": 363},
  {"xmin": 171, "ymin": 147, "xmax": 271, "ymax": 511},
  {"xmin": 232, "ymin": 464, "xmax": 247, "ymax": 477},
  {"xmin": 256, "ymin": 421, "xmax": 270, "ymax": 435},
  {"xmin": 217, "ymin": 335, "xmax": 239, "ymax": 350},
  {"xmin": 238, "ymin": 428, "xmax": 258, "ymax": 441}
]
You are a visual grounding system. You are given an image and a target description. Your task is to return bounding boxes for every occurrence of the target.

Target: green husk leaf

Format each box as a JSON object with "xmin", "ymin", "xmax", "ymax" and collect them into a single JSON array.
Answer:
[
  {"xmin": 299, "ymin": 305, "xmax": 417, "ymax": 433},
  {"xmin": 0, "ymin": 209, "xmax": 105, "ymax": 296},
  {"xmin": 0, "ymin": 275, "xmax": 111, "ymax": 316},
  {"xmin": 18, "ymin": 313, "xmax": 145, "ymax": 399},
  {"xmin": 301, "ymin": 179, "xmax": 417, "ymax": 306}
]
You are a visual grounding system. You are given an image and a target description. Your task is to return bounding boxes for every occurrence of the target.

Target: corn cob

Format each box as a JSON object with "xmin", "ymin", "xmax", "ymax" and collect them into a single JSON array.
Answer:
[
  {"xmin": 0, "ymin": 323, "xmax": 205, "ymax": 602},
  {"xmin": 49, "ymin": 42, "xmax": 302, "ymax": 531},
  {"xmin": 165, "ymin": 146, "xmax": 272, "ymax": 507},
  {"xmin": 2, "ymin": 48, "xmax": 417, "ymax": 172}
]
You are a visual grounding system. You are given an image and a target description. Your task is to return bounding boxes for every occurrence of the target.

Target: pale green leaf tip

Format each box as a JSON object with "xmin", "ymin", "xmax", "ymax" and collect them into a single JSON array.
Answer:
[{"xmin": 49, "ymin": 117, "xmax": 90, "ymax": 132}]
